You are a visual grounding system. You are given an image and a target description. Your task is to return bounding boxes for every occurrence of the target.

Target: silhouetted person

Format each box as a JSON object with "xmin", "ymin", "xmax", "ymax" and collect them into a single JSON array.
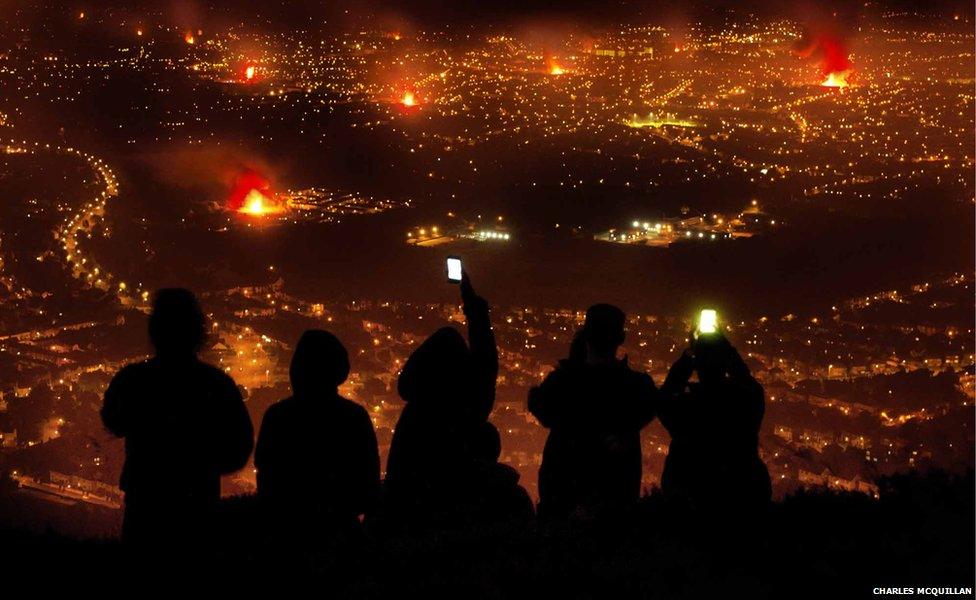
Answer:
[
  {"xmin": 528, "ymin": 304, "xmax": 657, "ymax": 520},
  {"xmin": 466, "ymin": 420, "xmax": 535, "ymax": 529},
  {"xmin": 383, "ymin": 272, "xmax": 531, "ymax": 532},
  {"xmin": 255, "ymin": 330, "xmax": 380, "ymax": 542},
  {"xmin": 658, "ymin": 331, "xmax": 771, "ymax": 512},
  {"xmin": 101, "ymin": 288, "xmax": 254, "ymax": 548}
]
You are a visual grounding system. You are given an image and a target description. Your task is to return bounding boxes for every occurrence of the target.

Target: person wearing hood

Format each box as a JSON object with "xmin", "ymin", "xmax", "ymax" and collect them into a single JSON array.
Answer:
[
  {"xmin": 528, "ymin": 304, "xmax": 657, "ymax": 521},
  {"xmin": 255, "ymin": 329, "xmax": 380, "ymax": 541},
  {"xmin": 383, "ymin": 270, "xmax": 529, "ymax": 531}
]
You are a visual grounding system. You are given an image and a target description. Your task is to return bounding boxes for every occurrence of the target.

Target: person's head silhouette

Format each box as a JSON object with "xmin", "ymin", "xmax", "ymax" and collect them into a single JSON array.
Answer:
[
  {"xmin": 397, "ymin": 326, "xmax": 469, "ymax": 404},
  {"xmin": 474, "ymin": 421, "xmax": 502, "ymax": 462},
  {"xmin": 149, "ymin": 288, "xmax": 206, "ymax": 359},
  {"xmin": 290, "ymin": 329, "xmax": 350, "ymax": 397},
  {"xmin": 581, "ymin": 303, "xmax": 626, "ymax": 362}
]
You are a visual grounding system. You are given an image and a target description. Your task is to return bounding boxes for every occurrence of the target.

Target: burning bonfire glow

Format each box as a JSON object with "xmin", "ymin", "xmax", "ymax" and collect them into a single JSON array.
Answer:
[
  {"xmin": 228, "ymin": 169, "xmax": 285, "ymax": 217},
  {"xmin": 240, "ymin": 189, "xmax": 282, "ymax": 216},
  {"xmin": 245, "ymin": 65, "xmax": 256, "ymax": 81},
  {"xmin": 184, "ymin": 32, "xmax": 195, "ymax": 45},
  {"xmin": 401, "ymin": 91, "xmax": 416, "ymax": 107},
  {"xmin": 796, "ymin": 30, "xmax": 853, "ymax": 89},
  {"xmin": 546, "ymin": 56, "xmax": 566, "ymax": 76},
  {"xmin": 821, "ymin": 70, "xmax": 851, "ymax": 88}
]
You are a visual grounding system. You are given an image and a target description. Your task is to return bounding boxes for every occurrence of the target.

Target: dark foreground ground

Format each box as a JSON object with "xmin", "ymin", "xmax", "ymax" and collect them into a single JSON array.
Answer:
[{"xmin": 0, "ymin": 470, "xmax": 972, "ymax": 598}]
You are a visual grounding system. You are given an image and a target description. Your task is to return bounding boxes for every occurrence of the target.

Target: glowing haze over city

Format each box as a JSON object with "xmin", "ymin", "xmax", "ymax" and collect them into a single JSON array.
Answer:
[{"xmin": 0, "ymin": 0, "xmax": 972, "ymax": 537}]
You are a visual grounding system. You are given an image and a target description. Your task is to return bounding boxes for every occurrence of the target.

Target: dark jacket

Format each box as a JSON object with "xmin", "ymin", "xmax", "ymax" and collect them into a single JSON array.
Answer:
[
  {"xmin": 383, "ymin": 292, "xmax": 511, "ymax": 530},
  {"xmin": 101, "ymin": 357, "xmax": 254, "ymax": 542},
  {"xmin": 528, "ymin": 358, "xmax": 657, "ymax": 519},
  {"xmin": 658, "ymin": 352, "xmax": 772, "ymax": 508},
  {"xmin": 255, "ymin": 393, "xmax": 380, "ymax": 531}
]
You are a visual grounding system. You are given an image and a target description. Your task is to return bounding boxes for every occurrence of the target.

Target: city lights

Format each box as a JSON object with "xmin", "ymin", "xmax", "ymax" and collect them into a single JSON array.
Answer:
[{"xmin": 0, "ymin": 6, "xmax": 971, "ymax": 537}]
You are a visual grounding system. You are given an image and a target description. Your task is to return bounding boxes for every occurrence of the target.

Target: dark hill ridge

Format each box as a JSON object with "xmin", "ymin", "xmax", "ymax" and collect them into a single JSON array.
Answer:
[{"xmin": 0, "ymin": 469, "xmax": 971, "ymax": 596}]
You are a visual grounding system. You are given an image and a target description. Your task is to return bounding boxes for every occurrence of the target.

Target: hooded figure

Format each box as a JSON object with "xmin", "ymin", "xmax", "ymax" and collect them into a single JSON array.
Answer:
[
  {"xmin": 255, "ymin": 330, "xmax": 380, "ymax": 540},
  {"xmin": 383, "ymin": 272, "xmax": 531, "ymax": 532}
]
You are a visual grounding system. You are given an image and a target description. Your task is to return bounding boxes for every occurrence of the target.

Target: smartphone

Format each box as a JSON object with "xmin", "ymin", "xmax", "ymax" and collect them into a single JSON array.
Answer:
[
  {"xmin": 697, "ymin": 309, "xmax": 718, "ymax": 335},
  {"xmin": 446, "ymin": 256, "xmax": 463, "ymax": 283}
]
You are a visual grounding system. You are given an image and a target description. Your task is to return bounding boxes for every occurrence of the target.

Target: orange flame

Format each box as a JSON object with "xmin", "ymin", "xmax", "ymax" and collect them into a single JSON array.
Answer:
[
  {"xmin": 821, "ymin": 70, "xmax": 850, "ymax": 88},
  {"xmin": 239, "ymin": 189, "xmax": 283, "ymax": 216},
  {"xmin": 401, "ymin": 91, "xmax": 416, "ymax": 107},
  {"xmin": 184, "ymin": 32, "xmax": 195, "ymax": 45},
  {"xmin": 546, "ymin": 56, "xmax": 566, "ymax": 75},
  {"xmin": 245, "ymin": 65, "xmax": 256, "ymax": 81}
]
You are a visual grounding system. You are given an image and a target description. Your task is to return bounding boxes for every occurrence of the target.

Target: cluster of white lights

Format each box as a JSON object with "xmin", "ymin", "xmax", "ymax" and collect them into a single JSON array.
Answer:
[
  {"xmin": 478, "ymin": 230, "xmax": 511, "ymax": 240},
  {"xmin": 632, "ymin": 221, "xmax": 664, "ymax": 231},
  {"xmin": 682, "ymin": 231, "xmax": 731, "ymax": 240}
]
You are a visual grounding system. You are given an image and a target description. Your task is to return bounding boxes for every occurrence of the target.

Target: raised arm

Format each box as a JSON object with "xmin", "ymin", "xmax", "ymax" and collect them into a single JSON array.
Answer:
[
  {"xmin": 460, "ymin": 271, "xmax": 498, "ymax": 421},
  {"xmin": 725, "ymin": 339, "xmax": 753, "ymax": 381},
  {"xmin": 660, "ymin": 348, "xmax": 694, "ymax": 399},
  {"xmin": 723, "ymin": 341, "xmax": 766, "ymax": 432}
]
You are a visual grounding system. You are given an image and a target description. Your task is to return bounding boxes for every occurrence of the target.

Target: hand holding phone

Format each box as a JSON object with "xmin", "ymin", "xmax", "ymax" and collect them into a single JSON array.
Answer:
[
  {"xmin": 697, "ymin": 309, "xmax": 718, "ymax": 335},
  {"xmin": 447, "ymin": 256, "xmax": 462, "ymax": 284},
  {"xmin": 458, "ymin": 267, "xmax": 488, "ymax": 317}
]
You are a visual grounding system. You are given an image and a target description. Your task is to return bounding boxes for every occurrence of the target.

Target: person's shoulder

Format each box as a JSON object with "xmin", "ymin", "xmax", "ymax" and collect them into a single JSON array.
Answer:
[
  {"xmin": 337, "ymin": 396, "xmax": 371, "ymax": 420},
  {"xmin": 261, "ymin": 397, "xmax": 292, "ymax": 421},
  {"xmin": 531, "ymin": 363, "xmax": 573, "ymax": 395},
  {"xmin": 197, "ymin": 361, "xmax": 236, "ymax": 386},
  {"xmin": 629, "ymin": 369, "xmax": 655, "ymax": 388},
  {"xmin": 548, "ymin": 360, "xmax": 580, "ymax": 381},
  {"xmin": 614, "ymin": 360, "xmax": 653, "ymax": 384},
  {"xmin": 115, "ymin": 360, "xmax": 149, "ymax": 375},
  {"xmin": 110, "ymin": 359, "xmax": 153, "ymax": 384}
]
